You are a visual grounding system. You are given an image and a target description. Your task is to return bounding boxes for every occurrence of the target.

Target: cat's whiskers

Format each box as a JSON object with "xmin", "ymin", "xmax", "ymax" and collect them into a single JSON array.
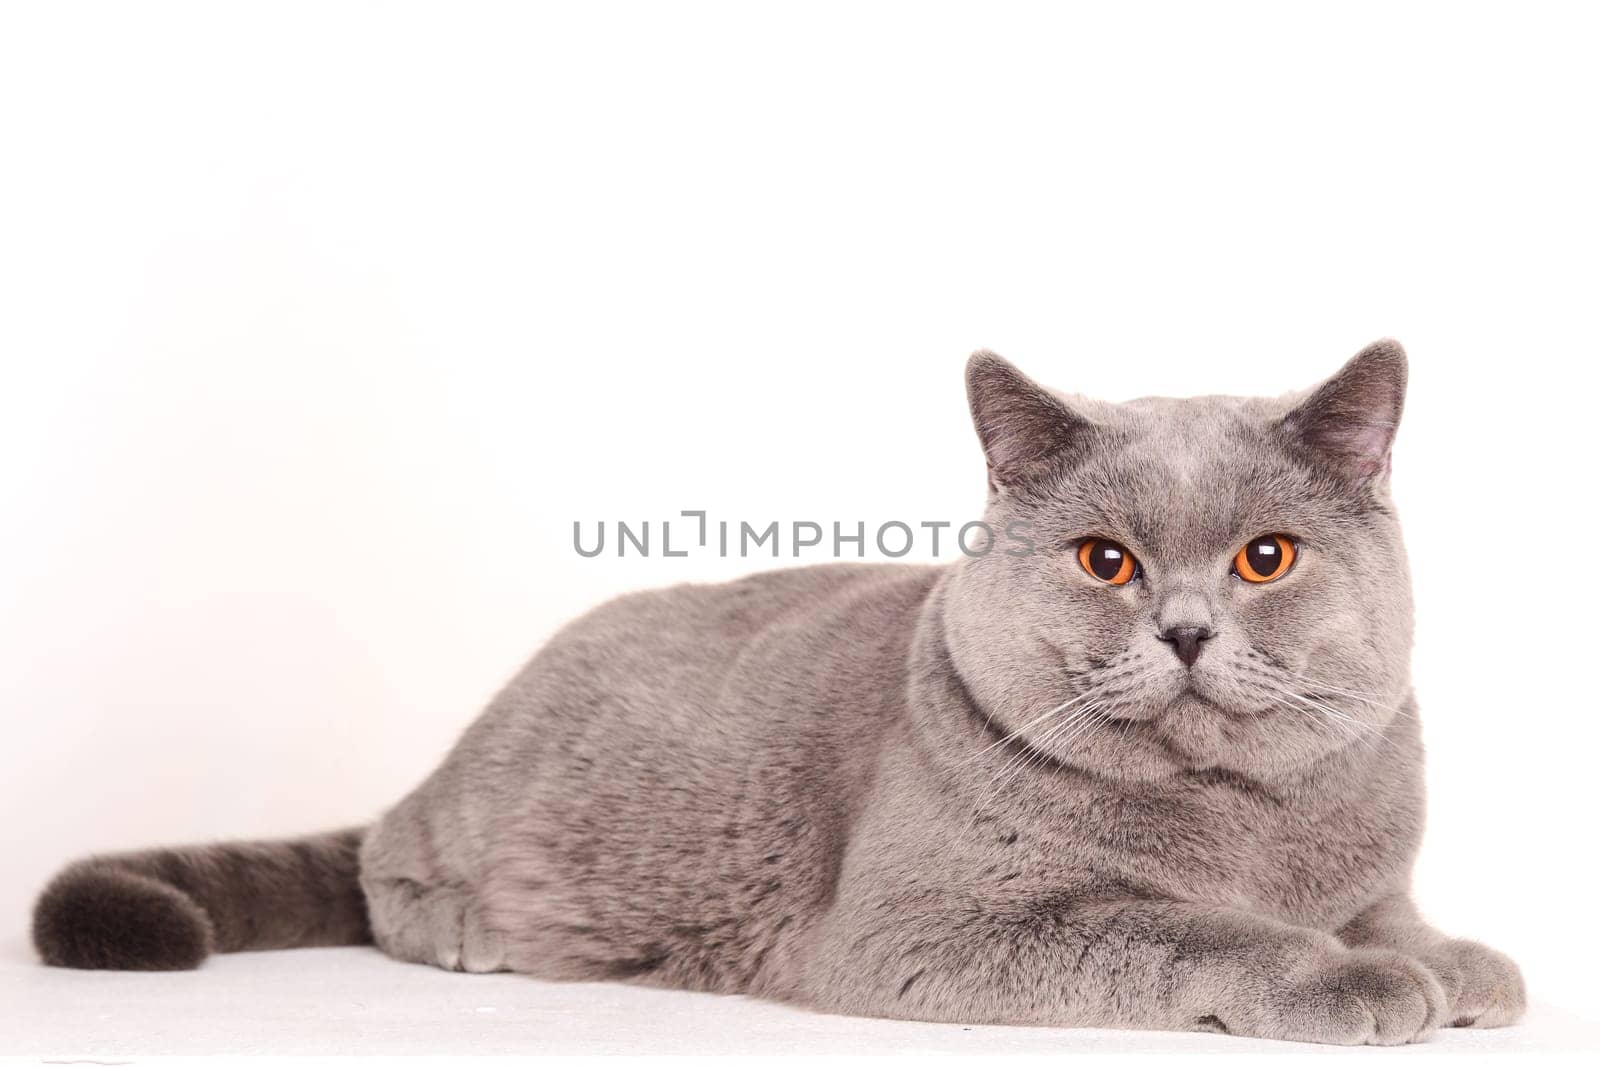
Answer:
[
  {"xmin": 1301, "ymin": 696, "xmax": 1399, "ymax": 744},
  {"xmin": 1288, "ymin": 672, "xmax": 1416, "ymax": 720},
  {"xmin": 967, "ymin": 704, "xmax": 1106, "ymax": 828},
  {"xmin": 1283, "ymin": 692, "xmax": 1371, "ymax": 732},
  {"xmin": 956, "ymin": 695, "xmax": 1116, "ymax": 844},
  {"xmin": 1269, "ymin": 691, "xmax": 1364, "ymax": 746},
  {"xmin": 959, "ymin": 686, "xmax": 1108, "ymax": 766},
  {"xmin": 987, "ymin": 699, "xmax": 1105, "ymax": 786},
  {"xmin": 1290, "ymin": 692, "xmax": 1373, "ymax": 729},
  {"xmin": 1266, "ymin": 686, "xmax": 1395, "ymax": 755},
  {"xmin": 1286, "ymin": 673, "xmax": 1400, "ymax": 699},
  {"xmin": 1272, "ymin": 701, "xmax": 1350, "ymax": 766}
]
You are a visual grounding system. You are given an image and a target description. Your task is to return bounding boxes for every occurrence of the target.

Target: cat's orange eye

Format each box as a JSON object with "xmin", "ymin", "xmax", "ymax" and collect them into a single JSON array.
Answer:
[
  {"xmin": 1077, "ymin": 538, "xmax": 1138, "ymax": 586},
  {"xmin": 1233, "ymin": 534, "xmax": 1297, "ymax": 583}
]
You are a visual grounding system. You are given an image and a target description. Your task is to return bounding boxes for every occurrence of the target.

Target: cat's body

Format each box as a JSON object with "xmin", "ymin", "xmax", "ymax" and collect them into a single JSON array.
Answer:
[
  {"xmin": 365, "ymin": 561, "xmax": 935, "ymax": 986},
  {"xmin": 33, "ymin": 343, "xmax": 1525, "ymax": 1044}
]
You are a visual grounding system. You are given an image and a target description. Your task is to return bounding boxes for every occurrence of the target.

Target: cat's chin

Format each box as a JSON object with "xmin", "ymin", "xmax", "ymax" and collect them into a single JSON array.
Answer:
[{"xmin": 1117, "ymin": 691, "xmax": 1278, "ymax": 775}]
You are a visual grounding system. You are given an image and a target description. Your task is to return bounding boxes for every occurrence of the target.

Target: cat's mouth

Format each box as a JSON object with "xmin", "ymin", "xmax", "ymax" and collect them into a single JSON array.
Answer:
[
  {"xmin": 1165, "ymin": 685, "xmax": 1262, "ymax": 723},
  {"xmin": 1170, "ymin": 688, "xmax": 1222, "ymax": 717},
  {"xmin": 1084, "ymin": 692, "xmax": 1233, "ymax": 745},
  {"xmin": 1086, "ymin": 685, "xmax": 1228, "ymax": 727}
]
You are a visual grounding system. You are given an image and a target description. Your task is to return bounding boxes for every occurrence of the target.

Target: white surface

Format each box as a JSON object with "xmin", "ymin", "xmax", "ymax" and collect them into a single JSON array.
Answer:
[
  {"xmin": 0, "ymin": 941, "xmax": 1593, "ymax": 1057},
  {"xmin": 4, "ymin": 0, "xmax": 1600, "ymax": 1041}
]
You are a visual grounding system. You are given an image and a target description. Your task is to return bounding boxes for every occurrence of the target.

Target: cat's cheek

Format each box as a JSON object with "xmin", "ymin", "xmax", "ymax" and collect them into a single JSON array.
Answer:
[
  {"xmin": 1233, "ymin": 572, "xmax": 1333, "ymax": 666},
  {"xmin": 1049, "ymin": 577, "xmax": 1145, "ymax": 664}
]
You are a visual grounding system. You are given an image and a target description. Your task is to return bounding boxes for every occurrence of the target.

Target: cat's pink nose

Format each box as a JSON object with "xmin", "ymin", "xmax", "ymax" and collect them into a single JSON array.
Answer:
[{"xmin": 1158, "ymin": 625, "xmax": 1214, "ymax": 667}]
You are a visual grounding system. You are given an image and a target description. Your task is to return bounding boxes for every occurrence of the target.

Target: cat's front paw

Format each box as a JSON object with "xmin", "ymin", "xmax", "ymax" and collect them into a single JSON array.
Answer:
[
  {"xmin": 1422, "ymin": 939, "xmax": 1525, "ymax": 1029},
  {"xmin": 1252, "ymin": 947, "xmax": 1448, "ymax": 1046}
]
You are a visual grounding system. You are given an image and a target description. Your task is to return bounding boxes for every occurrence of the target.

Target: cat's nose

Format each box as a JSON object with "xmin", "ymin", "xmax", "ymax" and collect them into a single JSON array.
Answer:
[{"xmin": 1157, "ymin": 625, "xmax": 1214, "ymax": 667}]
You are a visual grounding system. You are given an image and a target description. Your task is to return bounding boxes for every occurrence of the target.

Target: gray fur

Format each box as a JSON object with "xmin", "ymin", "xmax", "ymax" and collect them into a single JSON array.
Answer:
[
  {"xmin": 33, "ymin": 829, "xmax": 367, "ymax": 969},
  {"xmin": 34, "ymin": 340, "xmax": 1523, "ymax": 1044}
]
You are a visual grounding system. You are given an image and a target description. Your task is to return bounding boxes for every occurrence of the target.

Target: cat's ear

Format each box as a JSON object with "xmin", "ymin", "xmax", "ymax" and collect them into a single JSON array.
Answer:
[
  {"xmin": 966, "ymin": 350, "xmax": 1090, "ymax": 490},
  {"xmin": 1282, "ymin": 339, "xmax": 1408, "ymax": 484}
]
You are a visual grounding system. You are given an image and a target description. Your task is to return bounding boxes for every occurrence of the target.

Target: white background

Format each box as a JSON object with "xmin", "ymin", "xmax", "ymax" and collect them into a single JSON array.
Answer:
[{"xmin": 2, "ymin": 0, "xmax": 1597, "ymax": 1043}]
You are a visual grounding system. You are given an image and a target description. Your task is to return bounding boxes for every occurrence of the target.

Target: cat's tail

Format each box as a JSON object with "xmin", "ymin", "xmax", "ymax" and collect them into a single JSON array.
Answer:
[{"xmin": 31, "ymin": 827, "xmax": 371, "ymax": 971}]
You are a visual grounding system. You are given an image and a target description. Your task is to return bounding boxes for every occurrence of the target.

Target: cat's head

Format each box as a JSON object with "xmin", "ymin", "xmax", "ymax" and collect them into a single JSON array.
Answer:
[{"xmin": 943, "ymin": 341, "xmax": 1412, "ymax": 781}]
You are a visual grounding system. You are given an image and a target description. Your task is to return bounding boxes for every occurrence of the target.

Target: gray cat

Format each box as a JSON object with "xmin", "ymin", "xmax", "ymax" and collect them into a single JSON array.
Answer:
[{"xmin": 33, "ymin": 341, "xmax": 1525, "ymax": 1045}]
